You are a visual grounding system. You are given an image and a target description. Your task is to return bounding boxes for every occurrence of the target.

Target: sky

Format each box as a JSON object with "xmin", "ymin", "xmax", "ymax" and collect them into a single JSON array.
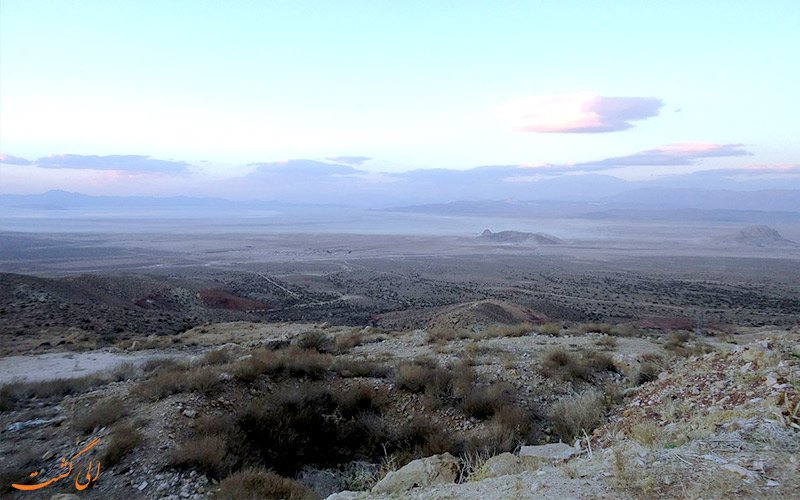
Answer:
[{"xmin": 1, "ymin": 0, "xmax": 799, "ymax": 199}]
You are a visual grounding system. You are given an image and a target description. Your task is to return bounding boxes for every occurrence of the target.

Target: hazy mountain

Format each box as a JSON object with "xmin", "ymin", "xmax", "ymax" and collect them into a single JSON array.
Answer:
[{"xmin": 712, "ymin": 225, "xmax": 799, "ymax": 247}]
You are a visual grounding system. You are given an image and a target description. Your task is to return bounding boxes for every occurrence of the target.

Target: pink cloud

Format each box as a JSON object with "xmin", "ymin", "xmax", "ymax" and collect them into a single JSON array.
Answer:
[{"xmin": 496, "ymin": 92, "xmax": 663, "ymax": 133}]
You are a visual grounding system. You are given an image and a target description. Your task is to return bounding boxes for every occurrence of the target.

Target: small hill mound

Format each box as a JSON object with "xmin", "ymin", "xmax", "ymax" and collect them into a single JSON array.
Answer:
[
  {"xmin": 479, "ymin": 229, "xmax": 563, "ymax": 245},
  {"xmin": 714, "ymin": 225, "xmax": 798, "ymax": 247},
  {"xmin": 428, "ymin": 299, "xmax": 545, "ymax": 332}
]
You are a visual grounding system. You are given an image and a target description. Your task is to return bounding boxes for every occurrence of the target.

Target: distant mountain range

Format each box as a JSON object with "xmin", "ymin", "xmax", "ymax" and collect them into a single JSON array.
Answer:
[
  {"xmin": 2, "ymin": 188, "xmax": 799, "ymax": 221},
  {"xmin": 383, "ymin": 188, "xmax": 800, "ymax": 221}
]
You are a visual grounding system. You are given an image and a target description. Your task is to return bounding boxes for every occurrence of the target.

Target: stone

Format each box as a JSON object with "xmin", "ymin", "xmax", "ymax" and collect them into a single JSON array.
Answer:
[
  {"xmin": 721, "ymin": 463, "xmax": 758, "ymax": 478},
  {"xmin": 371, "ymin": 452, "xmax": 458, "ymax": 494},
  {"xmin": 182, "ymin": 409, "xmax": 197, "ymax": 418},
  {"xmin": 50, "ymin": 495, "xmax": 80, "ymax": 500},
  {"xmin": 138, "ymin": 481, "xmax": 149, "ymax": 491},
  {"xmin": 476, "ymin": 452, "xmax": 522, "ymax": 479},
  {"xmin": 325, "ymin": 492, "xmax": 364, "ymax": 500},
  {"xmin": 742, "ymin": 347, "xmax": 765, "ymax": 362},
  {"xmin": 519, "ymin": 443, "xmax": 580, "ymax": 464}
]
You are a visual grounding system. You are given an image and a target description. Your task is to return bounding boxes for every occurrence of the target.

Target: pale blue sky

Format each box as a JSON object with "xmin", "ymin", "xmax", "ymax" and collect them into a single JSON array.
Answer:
[{"xmin": 1, "ymin": 0, "xmax": 799, "ymax": 196}]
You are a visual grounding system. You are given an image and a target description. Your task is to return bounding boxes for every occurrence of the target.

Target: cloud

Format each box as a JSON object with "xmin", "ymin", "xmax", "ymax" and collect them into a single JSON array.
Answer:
[
  {"xmin": 34, "ymin": 154, "xmax": 192, "ymax": 174},
  {"xmin": 574, "ymin": 143, "xmax": 751, "ymax": 168},
  {"xmin": 0, "ymin": 153, "xmax": 33, "ymax": 165},
  {"xmin": 326, "ymin": 155, "xmax": 372, "ymax": 166},
  {"xmin": 496, "ymin": 92, "xmax": 663, "ymax": 133},
  {"xmin": 497, "ymin": 143, "xmax": 752, "ymax": 181},
  {"xmin": 245, "ymin": 159, "xmax": 363, "ymax": 178}
]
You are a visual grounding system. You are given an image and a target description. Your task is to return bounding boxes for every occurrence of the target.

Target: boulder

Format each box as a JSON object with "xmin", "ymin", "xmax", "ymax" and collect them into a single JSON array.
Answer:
[
  {"xmin": 612, "ymin": 353, "xmax": 641, "ymax": 381},
  {"xmin": 325, "ymin": 492, "xmax": 365, "ymax": 500},
  {"xmin": 51, "ymin": 495, "xmax": 81, "ymax": 500},
  {"xmin": 476, "ymin": 452, "xmax": 522, "ymax": 479},
  {"xmin": 371, "ymin": 452, "xmax": 458, "ymax": 494},
  {"xmin": 519, "ymin": 443, "xmax": 579, "ymax": 465}
]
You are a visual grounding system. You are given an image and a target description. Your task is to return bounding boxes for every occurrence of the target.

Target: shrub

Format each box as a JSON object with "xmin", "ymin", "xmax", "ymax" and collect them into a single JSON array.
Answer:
[
  {"xmin": 295, "ymin": 330, "xmax": 329, "ymax": 352},
  {"xmin": 539, "ymin": 348, "xmax": 590, "ymax": 382},
  {"xmin": 426, "ymin": 325, "xmax": 458, "ymax": 343},
  {"xmin": 200, "ymin": 348, "xmax": 235, "ymax": 365},
  {"xmin": 395, "ymin": 360, "xmax": 454, "ymax": 398},
  {"xmin": 595, "ymin": 335, "xmax": 618, "ymax": 349},
  {"xmin": 389, "ymin": 416, "xmax": 457, "ymax": 464},
  {"xmin": 462, "ymin": 383, "xmax": 513, "ymax": 420},
  {"xmin": 187, "ymin": 366, "xmax": 224, "ymax": 395},
  {"xmin": 332, "ymin": 359, "xmax": 391, "ymax": 378},
  {"xmin": 0, "ymin": 375, "xmax": 108, "ymax": 411},
  {"xmin": 217, "ymin": 468, "xmax": 315, "ymax": 500},
  {"xmin": 102, "ymin": 422, "xmax": 143, "ymax": 466},
  {"xmin": 480, "ymin": 323, "xmax": 533, "ymax": 339},
  {"xmin": 72, "ymin": 397, "xmax": 126, "ymax": 434},
  {"xmin": 576, "ymin": 323, "xmax": 614, "ymax": 335},
  {"xmin": 334, "ymin": 332, "xmax": 364, "ymax": 352},
  {"xmin": 635, "ymin": 353, "xmax": 666, "ymax": 385},
  {"xmin": 583, "ymin": 350, "xmax": 616, "ymax": 373},
  {"xmin": 533, "ymin": 323, "xmax": 562, "ymax": 336},
  {"xmin": 236, "ymin": 385, "xmax": 386, "ymax": 475},
  {"xmin": 233, "ymin": 347, "xmax": 331, "ymax": 382},
  {"xmin": 548, "ymin": 390, "xmax": 606, "ymax": 441},
  {"xmin": 130, "ymin": 368, "xmax": 190, "ymax": 400},
  {"xmin": 170, "ymin": 436, "xmax": 233, "ymax": 478}
]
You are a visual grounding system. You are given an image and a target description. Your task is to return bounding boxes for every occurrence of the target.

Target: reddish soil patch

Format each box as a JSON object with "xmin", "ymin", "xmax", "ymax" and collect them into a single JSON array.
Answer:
[{"xmin": 198, "ymin": 289, "xmax": 271, "ymax": 311}]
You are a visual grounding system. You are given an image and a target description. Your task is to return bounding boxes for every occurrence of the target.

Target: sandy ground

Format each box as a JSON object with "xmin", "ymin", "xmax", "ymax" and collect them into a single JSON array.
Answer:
[{"xmin": 0, "ymin": 349, "xmax": 179, "ymax": 383}]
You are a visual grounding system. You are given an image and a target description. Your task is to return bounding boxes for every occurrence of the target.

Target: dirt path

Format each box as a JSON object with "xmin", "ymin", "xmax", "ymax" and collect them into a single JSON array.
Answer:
[{"xmin": 0, "ymin": 349, "xmax": 178, "ymax": 384}]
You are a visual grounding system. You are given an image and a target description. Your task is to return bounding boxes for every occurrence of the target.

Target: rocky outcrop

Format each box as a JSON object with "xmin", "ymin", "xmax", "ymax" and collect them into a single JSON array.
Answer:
[
  {"xmin": 479, "ymin": 229, "xmax": 563, "ymax": 245},
  {"xmin": 475, "ymin": 452, "xmax": 522, "ymax": 479},
  {"xmin": 519, "ymin": 443, "xmax": 580, "ymax": 465},
  {"xmin": 371, "ymin": 452, "xmax": 459, "ymax": 494},
  {"xmin": 714, "ymin": 225, "xmax": 798, "ymax": 247}
]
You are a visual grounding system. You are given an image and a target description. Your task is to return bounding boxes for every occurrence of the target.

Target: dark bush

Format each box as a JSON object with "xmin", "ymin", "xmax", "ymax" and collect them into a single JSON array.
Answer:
[
  {"xmin": 217, "ymin": 468, "xmax": 315, "ymax": 500},
  {"xmin": 235, "ymin": 385, "xmax": 386, "ymax": 476}
]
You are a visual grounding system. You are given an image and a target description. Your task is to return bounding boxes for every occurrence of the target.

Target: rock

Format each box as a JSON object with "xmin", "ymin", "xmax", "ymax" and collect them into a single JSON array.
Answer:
[
  {"xmin": 42, "ymin": 450, "xmax": 55, "ymax": 461},
  {"xmin": 519, "ymin": 443, "xmax": 580, "ymax": 464},
  {"xmin": 476, "ymin": 452, "xmax": 522, "ymax": 479},
  {"xmin": 325, "ymin": 492, "xmax": 364, "ymax": 500},
  {"xmin": 138, "ymin": 480, "xmax": 149, "ymax": 491},
  {"xmin": 371, "ymin": 452, "xmax": 458, "ymax": 494},
  {"xmin": 51, "ymin": 494, "xmax": 80, "ymax": 500},
  {"xmin": 742, "ymin": 347, "xmax": 765, "ymax": 362},
  {"xmin": 792, "ymin": 344, "xmax": 800, "ymax": 358},
  {"xmin": 182, "ymin": 409, "xmax": 197, "ymax": 418},
  {"xmin": 721, "ymin": 463, "xmax": 758, "ymax": 478},
  {"xmin": 612, "ymin": 353, "xmax": 641, "ymax": 381}
]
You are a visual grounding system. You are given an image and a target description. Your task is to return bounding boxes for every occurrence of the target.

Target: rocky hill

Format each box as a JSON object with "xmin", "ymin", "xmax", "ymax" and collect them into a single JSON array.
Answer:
[
  {"xmin": 479, "ymin": 229, "xmax": 563, "ymax": 245},
  {"xmin": 714, "ymin": 225, "xmax": 798, "ymax": 247}
]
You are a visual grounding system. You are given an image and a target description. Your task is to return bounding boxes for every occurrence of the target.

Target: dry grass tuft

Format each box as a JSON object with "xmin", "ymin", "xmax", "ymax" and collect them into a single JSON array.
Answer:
[
  {"xmin": 72, "ymin": 396, "xmax": 126, "ymax": 434},
  {"xmin": 170, "ymin": 436, "xmax": 233, "ymax": 478},
  {"xmin": 539, "ymin": 348, "xmax": 590, "ymax": 382},
  {"xmin": 548, "ymin": 390, "xmax": 606, "ymax": 441},
  {"xmin": 102, "ymin": 422, "xmax": 143, "ymax": 467},
  {"xmin": 217, "ymin": 468, "xmax": 315, "ymax": 500},
  {"xmin": 479, "ymin": 322, "xmax": 533, "ymax": 339},
  {"xmin": 0, "ymin": 374, "xmax": 109, "ymax": 411},
  {"xmin": 233, "ymin": 346, "xmax": 331, "ymax": 382},
  {"xmin": 533, "ymin": 322, "xmax": 562, "ymax": 336}
]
